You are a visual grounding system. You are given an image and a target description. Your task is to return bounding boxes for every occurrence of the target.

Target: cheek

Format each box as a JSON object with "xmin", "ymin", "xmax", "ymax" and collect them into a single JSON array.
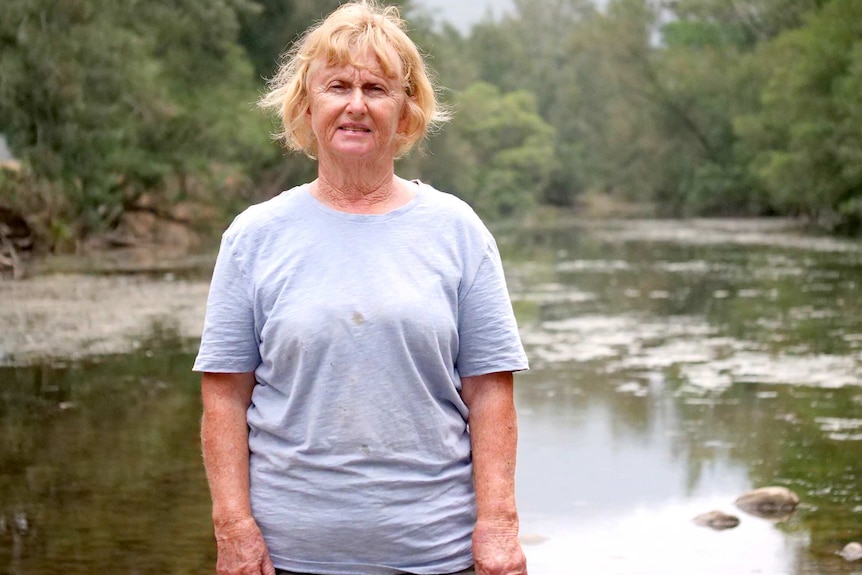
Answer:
[{"xmin": 306, "ymin": 101, "xmax": 329, "ymax": 134}]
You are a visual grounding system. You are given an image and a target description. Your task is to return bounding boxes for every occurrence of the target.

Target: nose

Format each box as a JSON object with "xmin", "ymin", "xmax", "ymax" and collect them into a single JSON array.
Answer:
[{"xmin": 345, "ymin": 87, "xmax": 366, "ymax": 114}]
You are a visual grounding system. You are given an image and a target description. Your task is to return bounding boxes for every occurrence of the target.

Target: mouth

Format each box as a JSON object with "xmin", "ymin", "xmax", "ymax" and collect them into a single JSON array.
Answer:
[{"xmin": 339, "ymin": 125, "xmax": 371, "ymax": 133}]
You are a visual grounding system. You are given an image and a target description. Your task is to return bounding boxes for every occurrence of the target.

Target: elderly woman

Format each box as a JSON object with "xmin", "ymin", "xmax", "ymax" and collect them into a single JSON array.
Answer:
[{"xmin": 194, "ymin": 2, "xmax": 528, "ymax": 575}]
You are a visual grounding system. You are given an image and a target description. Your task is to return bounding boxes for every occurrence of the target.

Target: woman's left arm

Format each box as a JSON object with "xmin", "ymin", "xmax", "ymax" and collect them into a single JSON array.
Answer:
[{"xmin": 461, "ymin": 371, "xmax": 528, "ymax": 575}]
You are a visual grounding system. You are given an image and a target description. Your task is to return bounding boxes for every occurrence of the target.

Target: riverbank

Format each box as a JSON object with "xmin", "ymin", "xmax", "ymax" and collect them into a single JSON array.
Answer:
[
  {"xmin": 2, "ymin": 217, "xmax": 860, "ymax": 367},
  {"xmin": 0, "ymin": 267, "xmax": 210, "ymax": 366}
]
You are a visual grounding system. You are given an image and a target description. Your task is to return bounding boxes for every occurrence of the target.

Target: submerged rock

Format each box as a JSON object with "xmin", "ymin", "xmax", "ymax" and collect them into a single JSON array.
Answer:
[
  {"xmin": 693, "ymin": 510, "xmax": 740, "ymax": 530},
  {"xmin": 13, "ymin": 511, "xmax": 28, "ymax": 534},
  {"xmin": 839, "ymin": 542, "xmax": 862, "ymax": 562},
  {"xmin": 735, "ymin": 486, "xmax": 799, "ymax": 521}
]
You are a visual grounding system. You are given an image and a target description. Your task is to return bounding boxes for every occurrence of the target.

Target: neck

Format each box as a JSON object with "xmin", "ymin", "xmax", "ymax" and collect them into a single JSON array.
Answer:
[{"xmin": 313, "ymin": 157, "xmax": 409, "ymax": 214}]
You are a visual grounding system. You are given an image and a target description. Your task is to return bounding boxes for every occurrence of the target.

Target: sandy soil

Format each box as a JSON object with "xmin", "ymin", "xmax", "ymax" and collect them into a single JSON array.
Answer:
[
  {"xmin": 2, "ymin": 218, "xmax": 858, "ymax": 367},
  {"xmin": 0, "ymin": 272, "xmax": 210, "ymax": 366}
]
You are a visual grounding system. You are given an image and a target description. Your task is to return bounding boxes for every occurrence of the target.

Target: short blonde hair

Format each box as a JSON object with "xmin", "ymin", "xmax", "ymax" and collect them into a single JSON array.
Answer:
[{"xmin": 259, "ymin": 0, "xmax": 448, "ymax": 159}]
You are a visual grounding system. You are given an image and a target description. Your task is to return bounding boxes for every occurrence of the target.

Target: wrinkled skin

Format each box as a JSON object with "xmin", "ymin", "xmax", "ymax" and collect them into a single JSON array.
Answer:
[
  {"xmin": 214, "ymin": 516, "xmax": 275, "ymax": 575},
  {"xmin": 473, "ymin": 520, "xmax": 528, "ymax": 575}
]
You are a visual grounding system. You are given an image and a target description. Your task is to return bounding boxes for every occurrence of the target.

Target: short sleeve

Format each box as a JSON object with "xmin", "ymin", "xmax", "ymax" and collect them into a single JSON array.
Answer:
[
  {"xmin": 455, "ymin": 240, "xmax": 529, "ymax": 378},
  {"xmin": 192, "ymin": 234, "xmax": 261, "ymax": 373}
]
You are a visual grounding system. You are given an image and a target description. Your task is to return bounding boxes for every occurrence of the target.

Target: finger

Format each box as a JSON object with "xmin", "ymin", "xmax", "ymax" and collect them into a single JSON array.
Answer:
[{"xmin": 261, "ymin": 555, "xmax": 277, "ymax": 575}]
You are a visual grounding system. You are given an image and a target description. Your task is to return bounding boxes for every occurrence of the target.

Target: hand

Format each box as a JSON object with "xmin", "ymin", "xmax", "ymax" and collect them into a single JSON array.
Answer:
[
  {"xmin": 472, "ymin": 519, "xmax": 527, "ymax": 575},
  {"xmin": 214, "ymin": 516, "xmax": 276, "ymax": 575}
]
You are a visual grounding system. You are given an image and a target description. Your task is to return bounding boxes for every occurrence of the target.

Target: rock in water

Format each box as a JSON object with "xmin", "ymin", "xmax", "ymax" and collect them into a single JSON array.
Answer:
[
  {"xmin": 735, "ymin": 486, "xmax": 800, "ymax": 521},
  {"xmin": 839, "ymin": 542, "xmax": 862, "ymax": 562},
  {"xmin": 693, "ymin": 510, "xmax": 740, "ymax": 530}
]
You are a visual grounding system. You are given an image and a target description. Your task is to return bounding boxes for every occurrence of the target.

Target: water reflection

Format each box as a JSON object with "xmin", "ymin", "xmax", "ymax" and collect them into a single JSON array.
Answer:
[
  {"xmin": 501, "ymin": 223, "xmax": 862, "ymax": 575},
  {"xmin": 2, "ymin": 221, "xmax": 862, "ymax": 574},
  {"xmin": 0, "ymin": 354, "xmax": 215, "ymax": 575},
  {"xmin": 514, "ymin": 371, "xmax": 799, "ymax": 574},
  {"xmin": 523, "ymin": 498, "xmax": 803, "ymax": 575}
]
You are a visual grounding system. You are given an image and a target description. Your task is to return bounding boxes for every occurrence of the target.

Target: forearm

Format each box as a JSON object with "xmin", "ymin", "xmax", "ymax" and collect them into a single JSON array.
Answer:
[
  {"xmin": 461, "ymin": 371, "xmax": 526, "ymax": 574},
  {"xmin": 201, "ymin": 371, "xmax": 256, "ymax": 528},
  {"xmin": 461, "ymin": 371, "xmax": 520, "ymax": 525}
]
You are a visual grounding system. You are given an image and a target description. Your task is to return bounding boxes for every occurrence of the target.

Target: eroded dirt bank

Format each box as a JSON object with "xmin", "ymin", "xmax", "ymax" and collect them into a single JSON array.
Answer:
[
  {"xmin": 2, "ymin": 218, "xmax": 859, "ymax": 367},
  {"xmin": 0, "ymin": 272, "xmax": 210, "ymax": 366}
]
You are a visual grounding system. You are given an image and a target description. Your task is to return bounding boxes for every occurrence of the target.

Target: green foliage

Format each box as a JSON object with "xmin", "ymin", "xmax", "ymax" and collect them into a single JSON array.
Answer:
[
  {"xmin": 736, "ymin": 0, "xmax": 862, "ymax": 230},
  {"xmin": 2, "ymin": 0, "xmax": 860, "ymax": 242},
  {"xmin": 238, "ymin": 0, "xmax": 343, "ymax": 80},
  {"xmin": 448, "ymin": 83, "xmax": 556, "ymax": 217},
  {"xmin": 457, "ymin": 0, "xmax": 597, "ymax": 207},
  {"xmin": 404, "ymin": 82, "xmax": 555, "ymax": 218},
  {"xmin": 662, "ymin": 20, "xmax": 747, "ymax": 49},
  {"xmin": 0, "ymin": 0, "xmax": 273, "ymax": 242},
  {"xmin": 667, "ymin": 0, "xmax": 824, "ymax": 47}
]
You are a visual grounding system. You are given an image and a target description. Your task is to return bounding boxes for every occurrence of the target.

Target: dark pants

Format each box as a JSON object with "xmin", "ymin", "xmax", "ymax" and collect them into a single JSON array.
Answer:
[{"xmin": 275, "ymin": 569, "xmax": 475, "ymax": 575}]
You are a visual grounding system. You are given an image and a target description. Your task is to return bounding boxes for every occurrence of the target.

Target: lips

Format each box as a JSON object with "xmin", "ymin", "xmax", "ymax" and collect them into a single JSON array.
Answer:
[{"xmin": 339, "ymin": 124, "xmax": 371, "ymax": 132}]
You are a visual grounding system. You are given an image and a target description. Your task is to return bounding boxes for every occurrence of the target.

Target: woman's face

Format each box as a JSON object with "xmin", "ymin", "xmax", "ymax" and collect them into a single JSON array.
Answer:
[{"xmin": 305, "ymin": 50, "xmax": 408, "ymax": 163}]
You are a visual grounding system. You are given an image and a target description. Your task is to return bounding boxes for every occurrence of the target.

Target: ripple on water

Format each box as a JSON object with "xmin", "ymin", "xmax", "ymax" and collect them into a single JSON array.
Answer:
[
  {"xmin": 592, "ymin": 218, "xmax": 862, "ymax": 253},
  {"xmin": 511, "ymin": 282, "xmax": 596, "ymax": 304},
  {"xmin": 654, "ymin": 260, "xmax": 724, "ymax": 274},
  {"xmin": 522, "ymin": 312, "xmax": 862, "ymax": 390},
  {"xmin": 614, "ymin": 381, "xmax": 649, "ymax": 397},
  {"xmin": 816, "ymin": 418, "xmax": 862, "ymax": 441},
  {"xmin": 556, "ymin": 259, "xmax": 631, "ymax": 272}
]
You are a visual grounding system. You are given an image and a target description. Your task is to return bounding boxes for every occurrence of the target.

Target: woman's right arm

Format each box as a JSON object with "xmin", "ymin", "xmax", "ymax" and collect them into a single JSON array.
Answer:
[{"xmin": 201, "ymin": 371, "xmax": 275, "ymax": 575}]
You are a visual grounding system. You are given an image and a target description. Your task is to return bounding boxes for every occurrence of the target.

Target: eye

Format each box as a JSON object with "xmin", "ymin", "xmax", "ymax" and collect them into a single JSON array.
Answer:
[
  {"xmin": 364, "ymin": 84, "xmax": 387, "ymax": 96},
  {"xmin": 327, "ymin": 82, "xmax": 349, "ymax": 93}
]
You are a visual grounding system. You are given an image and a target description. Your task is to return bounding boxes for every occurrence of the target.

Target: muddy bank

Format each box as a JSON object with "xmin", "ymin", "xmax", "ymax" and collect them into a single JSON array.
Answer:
[
  {"xmin": 0, "ymin": 272, "xmax": 210, "ymax": 366},
  {"xmin": 2, "ymin": 218, "xmax": 859, "ymax": 367},
  {"xmin": 584, "ymin": 218, "xmax": 862, "ymax": 253}
]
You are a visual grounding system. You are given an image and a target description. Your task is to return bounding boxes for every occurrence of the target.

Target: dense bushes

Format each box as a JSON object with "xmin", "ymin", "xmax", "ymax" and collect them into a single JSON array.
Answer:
[{"xmin": 1, "ymin": 0, "xmax": 860, "ymax": 250}]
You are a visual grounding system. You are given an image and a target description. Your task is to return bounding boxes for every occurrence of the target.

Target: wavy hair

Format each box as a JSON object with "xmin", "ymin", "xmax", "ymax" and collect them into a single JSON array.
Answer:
[{"xmin": 259, "ymin": 0, "xmax": 449, "ymax": 159}]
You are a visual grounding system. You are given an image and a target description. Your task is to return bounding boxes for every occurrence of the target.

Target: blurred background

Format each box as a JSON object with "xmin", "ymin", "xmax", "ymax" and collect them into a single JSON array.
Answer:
[{"xmin": 2, "ymin": 0, "xmax": 862, "ymax": 260}]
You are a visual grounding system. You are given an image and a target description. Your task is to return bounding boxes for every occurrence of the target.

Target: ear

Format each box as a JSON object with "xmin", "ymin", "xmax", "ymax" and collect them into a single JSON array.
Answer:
[
  {"xmin": 303, "ymin": 99, "xmax": 314, "ymax": 130},
  {"xmin": 300, "ymin": 102, "xmax": 316, "ymax": 147},
  {"xmin": 397, "ymin": 97, "xmax": 414, "ymax": 134}
]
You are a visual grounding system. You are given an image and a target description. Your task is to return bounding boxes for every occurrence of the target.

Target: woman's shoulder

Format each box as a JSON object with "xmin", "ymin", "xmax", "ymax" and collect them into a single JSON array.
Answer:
[
  {"xmin": 417, "ymin": 182, "xmax": 486, "ymax": 222},
  {"xmin": 416, "ymin": 182, "xmax": 493, "ymax": 240},
  {"xmin": 224, "ymin": 185, "xmax": 310, "ymax": 241}
]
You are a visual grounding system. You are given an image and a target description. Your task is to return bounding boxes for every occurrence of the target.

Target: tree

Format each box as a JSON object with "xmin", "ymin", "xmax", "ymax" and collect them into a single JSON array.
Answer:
[
  {"xmin": 409, "ymin": 82, "xmax": 555, "ymax": 218},
  {"xmin": 546, "ymin": 0, "xmax": 765, "ymax": 215},
  {"xmin": 0, "ymin": 0, "xmax": 272, "ymax": 242},
  {"xmin": 735, "ymin": 0, "xmax": 862, "ymax": 231},
  {"xmin": 238, "ymin": 0, "xmax": 343, "ymax": 81},
  {"xmin": 461, "ymin": 0, "xmax": 596, "ymax": 207},
  {"xmin": 664, "ymin": 0, "xmax": 825, "ymax": 48}
]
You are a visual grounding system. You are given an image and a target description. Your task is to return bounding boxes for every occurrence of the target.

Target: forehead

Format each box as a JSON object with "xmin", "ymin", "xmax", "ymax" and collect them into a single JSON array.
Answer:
[{"xmin": 308, "ymin": 45, "xmax": 403, "ymax": 83}]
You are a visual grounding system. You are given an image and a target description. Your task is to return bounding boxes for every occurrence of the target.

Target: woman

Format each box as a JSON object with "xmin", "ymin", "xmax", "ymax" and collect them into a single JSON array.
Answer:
[{"xmin": 194, "ymin": 2, "xmax": 529, "ymax": 574}]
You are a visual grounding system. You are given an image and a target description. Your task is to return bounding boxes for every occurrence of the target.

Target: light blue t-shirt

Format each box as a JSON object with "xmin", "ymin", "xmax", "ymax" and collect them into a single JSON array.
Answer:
[{"xmin": 193, "ymin": 182, "xmax": 528, "ymax": 575}]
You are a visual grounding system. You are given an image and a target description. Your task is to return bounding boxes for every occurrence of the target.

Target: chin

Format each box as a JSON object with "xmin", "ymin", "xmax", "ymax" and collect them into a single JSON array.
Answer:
[{"xmin": 327, "ymin": 144, "xmax": 393, "ymax": 162}]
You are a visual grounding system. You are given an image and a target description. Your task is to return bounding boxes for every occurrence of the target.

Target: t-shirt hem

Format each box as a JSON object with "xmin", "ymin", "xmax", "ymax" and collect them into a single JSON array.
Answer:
[
  {"xmin": 457, "ymin": 360, "xmax": 530, "ymax": 379},
  {"xmin": 192, "ymin": 356, "xmax": 260, "ymax": 373},
  {"xmin": 270, "ymin": 555, "xmax": 474, "ymax": 575}
]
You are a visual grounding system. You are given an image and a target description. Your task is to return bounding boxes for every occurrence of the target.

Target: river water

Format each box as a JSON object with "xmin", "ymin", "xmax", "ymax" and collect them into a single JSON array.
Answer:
[{"xmin": 2, "ymin": 219, "xmax": 861, "ymax": 574}]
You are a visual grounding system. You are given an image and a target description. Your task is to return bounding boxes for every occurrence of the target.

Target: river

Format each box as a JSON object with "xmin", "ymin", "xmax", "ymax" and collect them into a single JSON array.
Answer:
[{"xmin": 1, "ymin": 218, "xmax": 861, "ymax": 574}]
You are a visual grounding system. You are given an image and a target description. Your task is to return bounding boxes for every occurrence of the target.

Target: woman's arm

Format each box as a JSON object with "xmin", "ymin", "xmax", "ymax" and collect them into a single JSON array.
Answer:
[
  {"xmin": 201, "ymin": 371, "xmax": 275, "ymax": 575},
  {"xmin": 460, "ymin": 371, "xmax": 527, "ymax": 575}
]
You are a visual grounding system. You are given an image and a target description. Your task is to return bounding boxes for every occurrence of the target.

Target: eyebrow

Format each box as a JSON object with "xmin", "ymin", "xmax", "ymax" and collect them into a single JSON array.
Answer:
[{"xmin": 322, "ymin": 65, "xmax": 393, "ymax": 80}]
